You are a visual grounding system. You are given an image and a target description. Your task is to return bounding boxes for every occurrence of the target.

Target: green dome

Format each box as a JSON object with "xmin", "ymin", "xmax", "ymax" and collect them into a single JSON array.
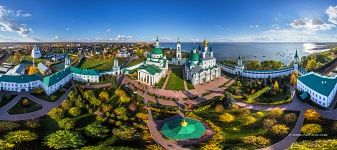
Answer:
[
  {"xmin": 189, "ymin": 53, "xmax": 200, "ymax": 61},
  {"xmin": 160, "ymin": 117, "xmax": 206, "ymax": 140},
  {"xmin": 151, "ymin": 47, "xmax": 163, "ymax": 55}
]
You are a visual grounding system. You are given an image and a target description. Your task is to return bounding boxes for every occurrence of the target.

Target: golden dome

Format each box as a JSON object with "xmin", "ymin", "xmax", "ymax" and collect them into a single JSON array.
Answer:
[
  {"xmin": 181, "ymin": 119, "xmax": 188, "ymax": 127},
  {"xmin": 203, "ymin": 40, "xmax": 208, "ymax": 47}
]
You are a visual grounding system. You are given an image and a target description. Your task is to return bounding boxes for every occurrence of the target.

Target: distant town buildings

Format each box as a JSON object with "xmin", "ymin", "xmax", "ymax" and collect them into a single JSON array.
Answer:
[
  {"xmin": 115, "ymin": 47, "xmax": 131, "ymax": 58},
  {"xmin": 5, "ymin": 64, "xmax": 25, "ymax": 76}
]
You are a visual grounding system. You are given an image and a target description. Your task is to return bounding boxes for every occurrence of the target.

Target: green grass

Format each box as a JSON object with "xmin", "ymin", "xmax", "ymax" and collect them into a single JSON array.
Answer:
[
  {"xmin": 78, "ymin": 57, "xmax": 121, "ymax": 71},
  {"xmin": 8, "ymin": 98, "xmax": 42, "ymax": 114},
  {"xmin": 155, "ymin": 76, "xmax": 167, "ymax": 88},
  {"xmin": 127, "ymin": 57, "xmax": 145, "ymax": 67},
  {"xmin": 186, "ymin": 81, "xmax": 195, "ymax": 90},
  {"xmin": 246, "ymin": 86, "xmax": 271, "ymax": 103},
  {"xmin": 5, "ymin": 55, "xmax": 45, "ymax": 64},
  {"xmin": 165, "ymin": 68, "xmax": 185, "ymax": 90},
  {"xmin": 0, "ymin": 94, "xmax": 16, "ymax": 108}
]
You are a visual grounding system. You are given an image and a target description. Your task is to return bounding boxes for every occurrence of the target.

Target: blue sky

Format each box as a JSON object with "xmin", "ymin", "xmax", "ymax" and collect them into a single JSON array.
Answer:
[{"xmin": 1, "ymin": 0, "xmax": 337, "ymax": 42}]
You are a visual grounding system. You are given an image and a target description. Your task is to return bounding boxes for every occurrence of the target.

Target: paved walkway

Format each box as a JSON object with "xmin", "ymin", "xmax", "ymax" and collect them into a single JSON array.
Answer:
[
  {"xmin": 123, "ymin": 75, "xmax": 229, "ymax": 99},
  {"xmin": 161, "ymin": 69, "xmax": 171, "ymax": 89},
  {"xmin": 0, "ymin": 83, "xmax": 75, "ymax": 121}
]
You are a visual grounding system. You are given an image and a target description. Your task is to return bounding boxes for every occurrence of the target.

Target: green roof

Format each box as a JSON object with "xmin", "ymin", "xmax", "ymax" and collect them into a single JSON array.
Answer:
[
  {"xmin": 0, "ymin": 74, "xmax": 41, "ymax": 83},
  {"xmin": 151, "ymin": 47, "xmax": 163, "ymax": 55},
  {"xmin": 43, "ymin": 68, "xmax": 71, "ymax": 86},
  {"xmin": 69, "ymin": 67, "xmax": 99, "ymax": 76},
  {"xmin": 298, "ymin": 72, "xmax": 337, "ymax": 97},
  {"xmin": 189, "ymin": 53, "xmax": 200, "ymax": 61},
  {"xmin": 43, "ymin": 67, "xmax": 99, "ymax": 86},
  {"xmin": 160, "ymin": 117, "xmax": 206, "ymax": 140},
  {"xmin": 299, "ymin": 92, "xmax": 310, "ymax": 101},
  {"xmin": 139, "ymin": 65, "xmax": 161, "ymax": 75}
]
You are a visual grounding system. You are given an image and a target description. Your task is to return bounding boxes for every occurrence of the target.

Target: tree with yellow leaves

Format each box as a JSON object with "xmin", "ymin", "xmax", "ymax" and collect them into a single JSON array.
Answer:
[
  {"xmin": 28, "ymin": 66, "xmax": 38, "ymax": 75},
  {"xmin": 273, "ymin": 81, "xmax": 279, "ymax": 92},
  {"xmin": 304, "ymin": 109, "xmax": 320, "ymax": 121},
  {"xmin": 290, "ymin": 71, "xmax": 299, "ymax": 85},
  {"xmin": 99, "ymin": 91, "xmax": 109, "ymax": 101}
]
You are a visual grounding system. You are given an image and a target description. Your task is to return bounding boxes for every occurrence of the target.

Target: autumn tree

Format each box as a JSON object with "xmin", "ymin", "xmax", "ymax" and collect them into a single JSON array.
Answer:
[
  {"xmin": 68, "ymin": 107, "xmax": 81, "ymax": 117},
  {"xmin": 290, "ymin": 72, "xmax": 298, "ymax": 85},
  {"xmin": 271, "ymin": 124, "xmax": 289, "ymax": 136},
  {"xmin": 273, "ymin": 81, "xmax": 279, "ymax": 93},
  {"xmin": 269, "ymin": 108, "xmax": 283, "ymax": 118},
  {"xmin": 301, "ymin": 124, "xmax": 322, "ymax": 134},
  {"xmin": 304, "ymin": 109, "xmax": 320, "ymax": 121},
  {"xmin": 219, "ymin": 113, "xmax": 235, "ymax": 123},
  {"xmin": 306, "ymin": 59, "xmax": 316, "ymax": 70},
  {"xmin": 28, "ymin": 66, "xmax": 38, "ymax": 75},
  {"xmin": 99, "ymin": 91, "xmax": 109, "ymax": 101},
  {"xmin": 13, "ymin": 51, "xmax": 21, "ymax": 64}
]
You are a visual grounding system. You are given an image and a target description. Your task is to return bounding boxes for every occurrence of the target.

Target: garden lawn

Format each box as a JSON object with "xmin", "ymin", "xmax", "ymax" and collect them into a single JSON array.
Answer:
[
  {"xmin": 193, "ymin": 104, "xmax": 298, "ymax": 149},
  {"xmin": 127, "ymin": 57, "xmax": 145, "ymax": 67},
  {"xmin": 8, "ymin": 98, "xmax": 42, "ymax": 114},
  {"xmin": 246, "ymin": 86, "xmax": 270, "ymax": 103},
  {"xmin": 155, "ymin": 76, "xmax": 167, "ymax": 88},
  {"xmin": 165, "ymin": 68, "xmax": 185, "ymax": 90},
  {"xmin": 78, "ymin": 57, "xmax": 116, "ymax": 71},
  {"xmin": 0, "ymin": 94, "xmax": 16, "ymax": 108}
]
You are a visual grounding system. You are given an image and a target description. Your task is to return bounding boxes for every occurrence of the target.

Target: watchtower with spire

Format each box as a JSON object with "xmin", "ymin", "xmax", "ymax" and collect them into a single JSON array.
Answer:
[{"xmin": 293, "ymin": 49, "xmax": 300, "ymax": 71}]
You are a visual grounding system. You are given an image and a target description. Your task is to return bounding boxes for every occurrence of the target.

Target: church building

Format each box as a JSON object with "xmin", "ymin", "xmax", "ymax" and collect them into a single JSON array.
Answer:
[
  {"xmin": 184, "ymin": 40, "xmax": 221, "ymax": 85},
  {"xmin": 137, "ymin": 37, "xmax": 168, "ymax": 86}
]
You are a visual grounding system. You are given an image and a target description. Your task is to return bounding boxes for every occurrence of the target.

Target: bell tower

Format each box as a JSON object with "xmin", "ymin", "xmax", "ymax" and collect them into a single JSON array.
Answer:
[{"xmin": 176, "ymin": 37, "xmax": 181, "ymax": 60}]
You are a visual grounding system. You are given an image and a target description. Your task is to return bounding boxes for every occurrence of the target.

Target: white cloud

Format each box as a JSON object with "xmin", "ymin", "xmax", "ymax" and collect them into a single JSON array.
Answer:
[
  {"xmin": 114, "ymin": 35, "xmax": 133, "ymax": 41},
  {"xmin": 250, "ymin": 25, "xmax": 259, "ymax": 28},
  {"xmin": 0, "ymin": 5, "xmax": 35, "ymax": 40},
  {"xmin": 65, "ymin": 27, "xmax": 70, "ymax": 31},
  {"xmin": 326, "ymin": 6, "xmax": 337, "ymax": 24},
  {"xmin": 290, "ymin": 18, "xmax": 335, "ymax": 31},
  {"xmin": 271, "ymin": 24, "xmax": 280, "ymax": 29},
  {"xmin": 16, "ymin": 10, "xmax": 31, "ymax": 17},
  {"xmin": 106, "ymin": 29, "xmax": 111, "ymax": 32},
  {"xmin": 52, "ymin": 35, "xmax": 59, "ymax": 41}
]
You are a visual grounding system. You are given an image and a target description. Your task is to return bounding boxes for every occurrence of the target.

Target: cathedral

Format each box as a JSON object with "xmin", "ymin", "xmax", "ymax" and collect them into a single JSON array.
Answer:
[
  {"xmin": 137, "ymin": 37, "xmax": 168, "ymax": 86},
  {"xmin": 184, "ymin": 40, "xmax": 221, "ymax": 85}
]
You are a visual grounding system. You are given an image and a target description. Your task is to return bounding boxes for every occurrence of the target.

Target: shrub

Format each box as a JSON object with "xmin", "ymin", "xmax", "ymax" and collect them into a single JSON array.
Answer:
[
  {"xmin": 61, "ymin": 100, "xmax": 73, "ymax": 110},
  {"xmin": 219, "ymin": 113, "xmax": 235, "ymax": 123},
  {"xmin": 112, "ymin": 126, "xmax": 137, "ymax": 140},
  {"xmin": 304, "ymin": 109, "xmax": 320, "ymax": 121},
  {"xmin": 331, "ymin": 121, "xmax": 337, "ymax": 132},
  {"xmin": 271, "ymin": 124, "xmax": 289, "ymax": 136},
  {"xmin": 68, "ymin": 107, "xmax": 81, "ymax": 117},
  {"xmin": 215, "ymin": 105, "xmax": 225, "ymax": 113},
  {"xmin": 243, "ymin": 116, "xmax": 256, "ymax": 125},
  {"xmin": 301, "ymin": 124, "xmax": 322, "ymax": 134},
  {"xmin": 25, "ymin": 119, "xmax": 40, "ymax": 129},
  {"xmin": 0, "ymin": 139, "xmax": 14, "ymax": 149},
  {"xmin": 0, "ymin": 121, "xmax": 20, "ymax": 132},
  {"xmin": 21, "ymin": 98, "xmax": 30, "ymax": 107},
  {"xmin": 44, "ymin": 130, "xmax": 85, "ymax": 149},
  {"xmin": 284, "ymin": 113, "xmax": 297, "ymax": 123},
  {"xmin": 242, "ymin": 136, "xmax": 270, "ymax": 146},
  {"xmin": 263, "ymin": 118, "xmax": 277, "ymax": 129},
  {"xmin": 99, "ymin": 91, "xmax": 110, "ymax": 101},
  {"xmin": 58, "ymin": 118, "xmax": 75, "ymax": 130},
  {"xmin": 256, "ymin": 111, "xmax": 265, "ymax": 118},
  {"xmin": 50, "ymin": 95, "xmax": 58, "ymax": 101},
  {"xmin": 101, "ymin": 104, "xmax": 113, "ymax": 113},
  {"xmin": 5, "ymin": 130, "xmax": 38, "ymax": 144},
  {"xmin": 84, "ymin": 122, "xmax": 109, "ymax": 138},
  {"xmin": 269, "ymin": 108, "xmax": 283, "ymax": 118},
  {"xmin": 48, "ymin": 108, "xmax": 64, "ymax": 120}
]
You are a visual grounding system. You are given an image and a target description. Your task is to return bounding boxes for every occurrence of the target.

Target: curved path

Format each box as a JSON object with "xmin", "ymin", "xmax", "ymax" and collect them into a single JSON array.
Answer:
[{"xmin": 0, "ymin": 82, "xmax": 75, "ymax": 121}]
